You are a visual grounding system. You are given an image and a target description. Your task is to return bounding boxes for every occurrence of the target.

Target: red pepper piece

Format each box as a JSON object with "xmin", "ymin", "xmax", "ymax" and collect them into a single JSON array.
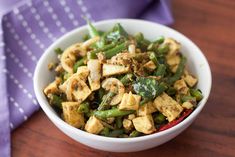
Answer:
[{"xmin": 158, "ymin": 109, "xmax": 193, "ymax": 132}]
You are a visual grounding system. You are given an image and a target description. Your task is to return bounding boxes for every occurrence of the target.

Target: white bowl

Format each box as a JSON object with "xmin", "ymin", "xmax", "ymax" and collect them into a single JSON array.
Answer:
[{"xmin": 34, "ymin": 19, "xmax": 212, "ymax": 152}]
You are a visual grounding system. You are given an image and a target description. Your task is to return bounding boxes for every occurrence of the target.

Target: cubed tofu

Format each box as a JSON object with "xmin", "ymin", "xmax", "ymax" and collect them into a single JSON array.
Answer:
[
  {"xmin": 164, "ymin": 38, "xmax": 181, "ymax": 56},
  {"xmin": 118, "ymin": 92, "xmax": 141, "ymax": 111},
  {"xmin": 88, "ymin": 77, "xmax": 100, "ymax": 91},
  {"xmin": 170, "ymin": 64, "xmax": 178, "ymax": 73},
  {"xmin": 174, "ymin": 79, "xmax": 189, "ymax": 95},
  {"xmin": 183, "ymin": 74, "xmax": 198, "ymax": 87},
  {"xmin": 137, "ymin": 101, "xmax": 157, "ymax": 116},
  {"xmin": 72, "ymin": 80, "xmax": 92, "ymax": 103},
  {"xmin": 85, "ymin": 116, "xmax": 104, "ymax": 134},
  {"xmin": 102, "ymin": 64, "xmax": 130, "ymax": 77},
  {"xmin": 87, "ymin": 59, "xmax": 101, "ymax": 91},
  {"xmin": 128, "ymin": 114, "xmax": 136, "ymax": 120},
  {"xmin": 76, "ymin": 66, "xmax": 90, "ymax": 80},
  {"xmin": 44, "ymin": 81, "xmax": 59, "ymax": 95},
  {"xmin": 132, "ymin": 115, "xmax": 156, "ymax": 134},
  {"xmin": 62, "ymin": 102, "xmax": 85, "ymax": 128},
  {"xmin": 123, "ymin": 119, "xmax": 133, "ymax": 131},
  {"xmin": 182, "ymin": 101, "xmax": 194, "ymax": 109},
  {"xmin": 166, "ymin": 54, "xmax": 180, "ymax": 67},
  {"xmin": 153, "ymin": 93, "xmax": 183, "ymax": 122},
  {"xmin": 143, "ymin": 61, "xmax": 157, "ymax": 71}
]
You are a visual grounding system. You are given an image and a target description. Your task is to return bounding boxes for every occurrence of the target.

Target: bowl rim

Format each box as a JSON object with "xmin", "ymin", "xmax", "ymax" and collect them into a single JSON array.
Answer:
[{"xmin": 34, "ymin": 18, "xmax": 212, "ymax": 143}]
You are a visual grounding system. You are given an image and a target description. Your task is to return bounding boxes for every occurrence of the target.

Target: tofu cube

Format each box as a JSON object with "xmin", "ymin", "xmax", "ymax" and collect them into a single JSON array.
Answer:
[
  {"xmin": 85, "ymin": 116, "xmax": 104, "ymax": 134},
  {"xmin": 62, "ymin": 102, "xmax": 85, "ymax": 128},
  {"xmin": 183, "ymin": 74, "xmax": 198, "ymax": 87},
  {"xmin": 88, "ymin": 77, "xmax": 100, "ymax": 91},
  {"xmin": 123, "ymin": 119, "xmax": 133, "ymax": 131},
  {"xmin": 137, "ymin": 101, "xmax": 157, "ymax": 116},
  {"xmin": 76, "ymin": 66, "xmax": 90, "ymax": 80},
  {"xmin": 102, "ymin": 64, "xmax": 130, "ymax": 77},
  {"xmin": 143, "ymin": 61, "xmax": 157, "ymax": 71},
  {"xmin": 118, "ymin": 92, "xmax": 141, "ymax": 111},
  {"xmin": 72, "ymin": 80, "xmax": 92, "ymax": 103},
  {"xmin": 87, "ymin": 59, "xmax": 101, "ymax": 91},
  {"xmin": 153, "ymin": 93, "xmax": 183, "ymax": 122},
  {"xmin": 170, "ymin": 64, "xmax": 178, "ymax": 73},
  {"xmin": 182, "ymin": 101, "xmax": 194, "ymax": 109},
  {"xmin": 164, "ymin": 38, "xmax": 181, "ymax": 56},
  {"xmin": 174, "ymin": 79, "xmax": 189, "ymax": 95},
  {"xmin": 166, "ymin": 54, "xmax": 180, "ymax": 67},
  {"xmin": 44, "ymin": 81, "xmax": 59, "ymax": 95},
  {"xmin": 132, "ymin": 115, "xmax": 156, "ymax": 134},
  {"xmin": 128, "ymin": 114, "xmax": 136, "ymax": 120}
]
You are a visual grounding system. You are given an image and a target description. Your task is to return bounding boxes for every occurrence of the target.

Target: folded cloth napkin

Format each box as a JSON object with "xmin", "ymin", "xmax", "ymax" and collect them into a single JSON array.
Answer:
[{"xmin": 0, "ymin": 0, "xmax": 173, "ymax": 156}]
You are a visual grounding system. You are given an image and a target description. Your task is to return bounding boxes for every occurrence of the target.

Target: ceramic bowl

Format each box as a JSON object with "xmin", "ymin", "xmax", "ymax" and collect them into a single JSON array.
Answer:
[{"xmin": 34, "ymin": 19, "xmax": 212, "ymax": 152}]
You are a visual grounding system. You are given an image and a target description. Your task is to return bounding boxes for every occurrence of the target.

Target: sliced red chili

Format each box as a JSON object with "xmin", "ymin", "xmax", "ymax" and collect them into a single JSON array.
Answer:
[{"xmin": 158, "ymin": 109, "xmax": 193, "ymax": 132}]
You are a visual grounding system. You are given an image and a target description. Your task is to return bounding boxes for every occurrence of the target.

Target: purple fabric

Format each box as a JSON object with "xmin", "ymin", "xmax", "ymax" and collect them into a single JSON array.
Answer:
[{"xmin": 0, "ymin": 0, "xmax": 173, "ymax": 156}]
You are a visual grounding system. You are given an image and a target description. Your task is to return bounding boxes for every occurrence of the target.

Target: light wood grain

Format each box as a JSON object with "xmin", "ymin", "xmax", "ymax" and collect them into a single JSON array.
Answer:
[{"xmin": 12, "ymin": 0, "xmax": 235, "ymax": 156}]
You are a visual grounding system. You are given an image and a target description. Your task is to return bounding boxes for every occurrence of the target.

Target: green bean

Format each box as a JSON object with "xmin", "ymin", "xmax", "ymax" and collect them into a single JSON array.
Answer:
[
  {"xmin": 114, "ymin": 23, "xmax": 128, "ymax": 38},
  {"xmin": 154, "ymin": 36, "xmax": 165, "ymax": 44},
  {"xmin": 108, "ymin": 129, "xmax": 125, "ymax": 137},
  {"xmin": 167, "ymin": 57, "xmax": 187, "ymax": 84},
  {"xmin": 85, "ymin": 18, "xmax": 106, "ymax": 48},
  {"xmin": 140, "ymin": 98, "xmax": 151, "ymax": 106},
  {"xmin": 106, "ymin": 23, "xmax": 128, "ymax": 42},
  {"xmin": 154, "ymin": 112, "xmax": 166, "ymax": 124},
  {"xmin": 116, "ymin": 116, "xmax": 123, "ymax": 129},
  {"xmin": 82, "ymin": 34, "xmax": 90, "ymax": 41},
  {"xmin": 166, "ymin": 86, "xmax": 177, "ymax": 95},
  {"xmin": 190, "ymin": 89, "xmax": 203, "ymax": 101},
  {"xmin": 98, "ymin": 92, "xmax": 116, "ymax": 110},
  {"xmin": 77, "ymin": 102, "xmax": 89, "ymax": 113},
  {"xmin": 134, "ymin": 32, "xmax": 144, "ymax": 42},
  {"xmin": 98, "ymin": 88, "xmax": 105, "ymax": 102},
  {"xmin": 140, "ymin": 40, "xmax": 151, "ymax": 51},
  {"xmin": 86, "ymin": 19, "xmax": 99, "ymax": 38},
  {"xmin": 120, "ymin": 73, "xmax": 134, "ymax": 85},
  {"xmin": 156, "ymin": 82, "xmax": 168, "ymax": 96},
  {"xmin": 101, "ymin": 121, "xmax": 115, "ymax": 130},
  {"xmin": 149, "ymin": 52, "xmax": 159, "ymax": 66},
  {"xmin": 104, "ymin": 42, "xmax": 127, "ymax": 59},
  {"xmin": 154, "ymin": 64, "xmax": 166, "ymax": 77},
  {"xmin": 134, "ymin": 32, "xmax": 150, "ymax": 51},
  {"xmin": 51, "ymin": 94, "xmax": 63, "ymax": 109},
  {"xmin": 129, "ymin": 130, "xmax": 141, "ymax": 137},
  {"xmin": 157, "ymin": 45, "xmax": 169, "ymax": 54},
  {"xmin": 54, "ymin": 48, "xmax": 63, "ymax": 54},
  {"xmin": 100, "ymin": 127, "xmax": 110, "ymax": 136},
  {"xmin": 181, "ymin": 95, "xmax": 196, "ymax": 103},
  {"xmin": 94, "ymin": 108, "xmax": 135, "ymax": 119},
  {"xmin": 157, "ymin": 56, "xmax": 166, "ymax": 64},
  {"xmin": 147, "ymin": 43, "xmax": 157, "ymax": 51},
  {"xmin": 73, "ymin": 57, "xmax": 86, "ymax": 72},
  {"xmin": 88, "ymin": 43, "xmax": 116, "ymax": 59}
]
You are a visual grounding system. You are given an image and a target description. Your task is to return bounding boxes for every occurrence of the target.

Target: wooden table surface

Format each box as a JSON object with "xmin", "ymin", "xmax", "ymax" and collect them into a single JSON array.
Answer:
[{"xmin": 12, "ymin": 0, "xmax": 235, "ymax": 157}]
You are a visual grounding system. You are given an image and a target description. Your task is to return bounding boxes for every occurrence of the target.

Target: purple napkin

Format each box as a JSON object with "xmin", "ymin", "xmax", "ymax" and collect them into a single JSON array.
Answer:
[{"xmin": 0, "ymin": 0, "xmax": 173, "ymax": 156}]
